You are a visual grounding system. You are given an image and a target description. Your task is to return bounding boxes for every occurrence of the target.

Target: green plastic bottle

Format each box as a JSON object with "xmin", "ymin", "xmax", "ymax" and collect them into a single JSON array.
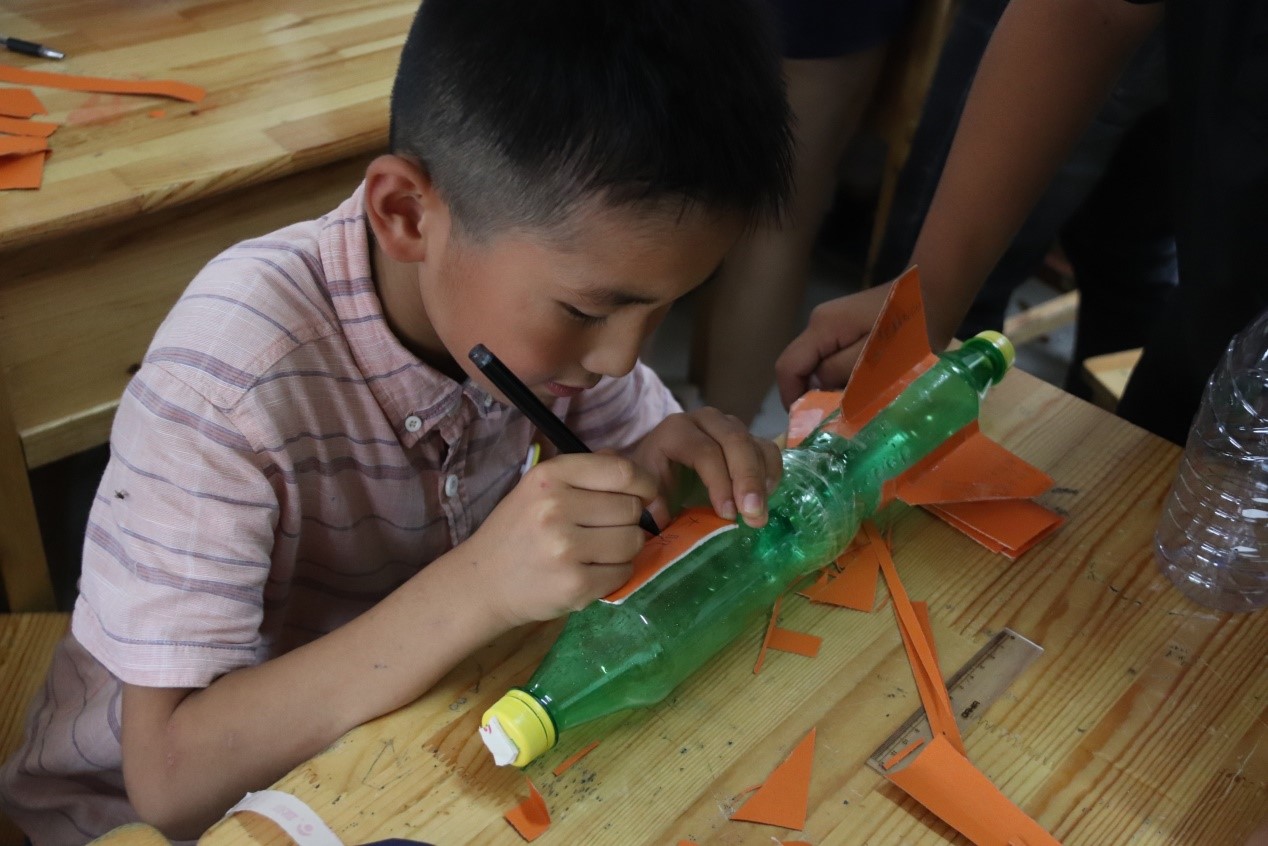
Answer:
[{"xmin": 479, "ymin": 331, "xmax": 1015, "ymax": 767}]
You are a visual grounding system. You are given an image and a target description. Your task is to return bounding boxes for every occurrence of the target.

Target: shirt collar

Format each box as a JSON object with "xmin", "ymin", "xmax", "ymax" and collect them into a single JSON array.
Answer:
[{"xmin": 316, "ymin": 183, "xmax": 508, "ymax": 448}]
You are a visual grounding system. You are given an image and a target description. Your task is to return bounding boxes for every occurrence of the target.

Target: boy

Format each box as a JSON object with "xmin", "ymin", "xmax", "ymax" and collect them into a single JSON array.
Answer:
[{"xmin": 0, "ymin": 1, "xmax": 794, "ymax": 841}]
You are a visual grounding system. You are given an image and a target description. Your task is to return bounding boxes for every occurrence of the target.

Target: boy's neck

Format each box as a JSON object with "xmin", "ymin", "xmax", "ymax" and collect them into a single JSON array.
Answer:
[{"xmin": 370, "ymin": 237, "xmax": 466, "ymax": 384}]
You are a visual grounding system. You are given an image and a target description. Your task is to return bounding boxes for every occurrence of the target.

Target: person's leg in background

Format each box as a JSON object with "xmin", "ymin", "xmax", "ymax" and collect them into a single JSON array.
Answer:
[{"xmin": 690, "ymin": 1, "xmax": 912, "ymax": 423}]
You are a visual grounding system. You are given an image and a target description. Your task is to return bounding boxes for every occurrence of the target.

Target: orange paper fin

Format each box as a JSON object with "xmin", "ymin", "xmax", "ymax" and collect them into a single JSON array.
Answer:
[
  {"xmin": 0, "ymin": 64, "xmax": 206, "ymax": 103},
  {"xmin": 0, "ymin": 88, "xmax": 45, "ymax": 118},
  {"xmin": 504, "ymin": 777, "xmax": 551, "ymax": 842},
  {"xmin": 730, "ymin": 728, "xmax": 816, "ymax": 831},
  {"xmin": 895, "ymin": 429, "xmax": 1054, "ymax": 505},
  {"xmin": 887, "ymin": 735, "xmax": 1062, "ymax": 845},
  {"xmin": 839, "ymin": 268, "xmax": 939, "ymax": 435}
]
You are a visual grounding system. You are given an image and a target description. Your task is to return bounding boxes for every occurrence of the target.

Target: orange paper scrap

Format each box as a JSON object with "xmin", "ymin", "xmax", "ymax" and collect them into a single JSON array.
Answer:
[
  {"xmin": 927, "ymin": 498, "xmax": 1065, "ymax": 560},
  {"xmin": 767, "ymin": 625, "xmax": 822, "ymax": 658},
  {"xmin": 552, "ymin": 740, "xmax": 600, "ymax": 777},
  {"xmin": 504, "ymin": 777, "xmax": 551, "ymax": 842},
  {"xmin": 0, "ymin": 65, "xmax": 206, "ymax": 103},
  {"xmin": 0, "ymin": 135, "xmax": 47, "ymax": 156},
  {"xmin": 0, "ymin": 115, "xmax": 58, "ymax": 137},
  {"xmin": 887, "ymin": 735, "xmax": 1061, "ymax": 846},
  {"xmin": 0, "ymin": 88, "xmax": 45, "ymax": 118},
  {"xmin": 0, "ymin": 151, "xmax": 46, "ymax": 190},
  {"xmin": 730, "ymin": 728, "xmax": 816, "ymax": 831},
  {"xmin": 805, "ymin": 542, "xmax": 881, "ymax": 610},
  {"xmin": 882, "ymin": 737, "xmax": 926, "ymax": 771}
]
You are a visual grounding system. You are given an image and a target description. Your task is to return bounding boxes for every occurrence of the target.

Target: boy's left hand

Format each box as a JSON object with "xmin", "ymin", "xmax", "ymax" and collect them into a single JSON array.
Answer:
[{"xmin": 630, "ymin": 408, "xmax": 782, "ymax": 528}]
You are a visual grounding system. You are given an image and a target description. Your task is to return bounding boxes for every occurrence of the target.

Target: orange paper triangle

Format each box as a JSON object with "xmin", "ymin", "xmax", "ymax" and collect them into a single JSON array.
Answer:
[
  {"xmin": 806, "ymin": 543, "xmax": 881, "ymax": 610},
  {"xmin": 504, "ymin": 777, "xmax": 550, "ymax": 842},
  {"xmin": 0, "ymin": 65, "xmax": 206, "ymax": 103},
  {"xmin": 730, "ymin": 728, "xmax": 816, "ymax": 830}
]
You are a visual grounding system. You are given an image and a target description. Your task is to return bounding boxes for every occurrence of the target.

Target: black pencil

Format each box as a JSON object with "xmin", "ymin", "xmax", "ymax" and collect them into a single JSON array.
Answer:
[{"xmin": 469, "ymin": 344, "xmax": 661, "ymax": 536}]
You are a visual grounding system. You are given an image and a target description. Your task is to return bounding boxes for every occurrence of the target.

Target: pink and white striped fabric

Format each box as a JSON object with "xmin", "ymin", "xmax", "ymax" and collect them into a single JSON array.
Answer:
[{"xmin": 0, "ymin": 184, "xmax": 678, "ymax": 844}]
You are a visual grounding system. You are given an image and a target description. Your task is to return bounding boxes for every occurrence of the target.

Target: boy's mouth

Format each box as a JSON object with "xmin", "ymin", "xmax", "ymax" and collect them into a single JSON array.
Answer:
[{"xmin": 543, "ymin": 381, "xmax": 590, "ymax": 398}]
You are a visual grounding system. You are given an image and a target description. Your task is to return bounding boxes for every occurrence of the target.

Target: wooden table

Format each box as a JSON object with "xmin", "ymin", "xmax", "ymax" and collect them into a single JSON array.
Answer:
[
  {"xmin": 199, "ymin": 370, "xmax": 1268, "ymax": 845},
  {"xmin": 0, "ymin": 0, "xmax": 416, "ymax": 610}
]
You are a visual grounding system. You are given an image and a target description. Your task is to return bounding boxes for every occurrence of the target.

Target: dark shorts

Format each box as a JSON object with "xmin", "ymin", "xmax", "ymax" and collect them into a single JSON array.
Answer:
[{"xmin": 766, "ymin": 0, "xmax": 916, "ymax": 58}]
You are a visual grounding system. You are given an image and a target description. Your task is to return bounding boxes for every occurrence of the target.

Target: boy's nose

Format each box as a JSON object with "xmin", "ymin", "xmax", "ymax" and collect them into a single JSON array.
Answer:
[{"xmin": 582, "ymin": 326, "xmax": 644, "ymax": 379}]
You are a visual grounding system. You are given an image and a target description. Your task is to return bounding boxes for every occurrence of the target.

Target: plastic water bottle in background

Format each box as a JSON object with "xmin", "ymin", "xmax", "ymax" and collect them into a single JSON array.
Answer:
[{"xmin": 1156, "ymin": 307, "xmax": 1268, "ymax": 612}]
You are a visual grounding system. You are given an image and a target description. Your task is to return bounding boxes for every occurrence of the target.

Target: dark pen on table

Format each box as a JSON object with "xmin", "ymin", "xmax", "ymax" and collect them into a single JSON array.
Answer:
[
  {"xmin": 469, "ymin": 343, "xmax": 661, "ymax": 537},
  {"xmin": 0, "ymin": 35, "xmax": 65, "ymax": 61}
]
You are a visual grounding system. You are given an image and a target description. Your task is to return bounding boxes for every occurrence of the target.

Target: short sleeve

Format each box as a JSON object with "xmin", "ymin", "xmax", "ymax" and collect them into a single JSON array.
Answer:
[
  {"xmin": 72, "ymin": 364, "xmax": 279, "ymax": 689},
  {"xmin": 564, "ymin": 361, "xmax": 681, "ymax": 453}
]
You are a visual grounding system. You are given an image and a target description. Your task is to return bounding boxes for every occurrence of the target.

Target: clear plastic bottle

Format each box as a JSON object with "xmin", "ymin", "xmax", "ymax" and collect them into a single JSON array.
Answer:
[
  {"xmin": 480, "ymin": 332, "xmax": 1016, "ymax": 767},
  {"xmin": 1156, "ymin": 307, "xmax": 1268, "ymax": 612}
]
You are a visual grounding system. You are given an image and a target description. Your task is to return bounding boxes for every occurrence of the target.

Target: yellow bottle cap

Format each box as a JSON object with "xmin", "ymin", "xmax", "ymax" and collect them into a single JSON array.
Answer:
[
  {"xmin": 972, "ymin": 330, "xmax": 1015, "ymax": 371},
  {"xmin": 479, "ymin": 689, "xmax": 556, "ymax": 768}
]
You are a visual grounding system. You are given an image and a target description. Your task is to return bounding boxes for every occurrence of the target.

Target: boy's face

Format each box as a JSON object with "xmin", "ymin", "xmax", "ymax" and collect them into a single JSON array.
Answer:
[{"xmin": 417, "ymin": 201, "xmax": 742, "ymax": 403}]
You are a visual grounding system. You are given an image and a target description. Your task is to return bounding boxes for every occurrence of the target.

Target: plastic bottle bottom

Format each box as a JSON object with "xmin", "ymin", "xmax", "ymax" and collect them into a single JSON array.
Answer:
[{"xmin": 1156, "ymin": 548, "xmax": 1268, "ymax": 613}]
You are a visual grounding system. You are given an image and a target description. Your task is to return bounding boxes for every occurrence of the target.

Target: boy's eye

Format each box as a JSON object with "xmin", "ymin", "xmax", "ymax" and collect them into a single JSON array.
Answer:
[{"xmin": 561, "ymin": 303, "xmax": 608, "ymax": 326}]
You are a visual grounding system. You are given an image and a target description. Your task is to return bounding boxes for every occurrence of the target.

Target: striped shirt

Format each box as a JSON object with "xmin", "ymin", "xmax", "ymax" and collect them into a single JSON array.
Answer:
[{"xmin": 0, "ymin": 184, "xmax": 678, "ymax": 844}]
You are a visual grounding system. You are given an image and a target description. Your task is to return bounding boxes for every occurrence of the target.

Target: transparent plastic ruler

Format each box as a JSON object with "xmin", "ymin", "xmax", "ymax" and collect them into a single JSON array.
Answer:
[{"xmin": 867, "ymin": 627, "xmax": 1043, "ymax": 774}]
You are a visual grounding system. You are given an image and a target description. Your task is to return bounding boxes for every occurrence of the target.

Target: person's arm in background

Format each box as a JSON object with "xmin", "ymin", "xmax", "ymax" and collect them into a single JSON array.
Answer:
[{"xmin": 776, "ymin": 0, "xmax": 1162, "ymax": 406}]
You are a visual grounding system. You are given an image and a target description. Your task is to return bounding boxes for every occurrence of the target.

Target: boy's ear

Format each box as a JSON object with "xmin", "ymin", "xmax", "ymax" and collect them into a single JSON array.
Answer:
[{"xmin": 363, "ymin": 154, "xmax": 449, "ymax": 263}]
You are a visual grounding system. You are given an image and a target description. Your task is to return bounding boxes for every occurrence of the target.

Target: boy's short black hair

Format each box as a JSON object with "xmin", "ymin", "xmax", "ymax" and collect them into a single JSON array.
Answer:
[{"xmin": 390, "ymin": 0, "xmax": 793, "ymax": 238}]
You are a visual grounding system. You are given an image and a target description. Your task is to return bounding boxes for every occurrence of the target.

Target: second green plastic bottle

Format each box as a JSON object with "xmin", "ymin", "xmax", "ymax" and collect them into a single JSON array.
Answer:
[{"xmin": 480, "ymin": 331, "xmax": 1015, "ymax": 767}]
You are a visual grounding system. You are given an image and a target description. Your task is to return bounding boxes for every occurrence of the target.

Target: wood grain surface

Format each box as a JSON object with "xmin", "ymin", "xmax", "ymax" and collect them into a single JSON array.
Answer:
[
  {"xmin": 0, "ymin": 0, "xmax": 414, "ymax": 251},
  {"xmin": 199, "ymin": 371, "xmax": 1268, "ymax": 845}
]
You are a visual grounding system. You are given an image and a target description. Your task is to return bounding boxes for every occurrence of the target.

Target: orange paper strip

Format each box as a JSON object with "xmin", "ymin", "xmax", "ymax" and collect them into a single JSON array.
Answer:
[
  {"xmin": 911, "ymin": 601, "xmax": 938, "ymax": 667},
  {"xmin": 874, "ymin": 526, "xmax": 964, "ymax": 755},
  {"xmin": 0, "ymin": 115, "xmax": 58, "ymax": 137},
  {"xmin": 730, "ymin": 727, "xmax": 816, "ymax": 831},
  {"xmin": 0, "ymin": 151, "xmax": 46, "ymax": 190},
  {"xmin": 0, "ymin": 88, "xmax": 45, "ymax": 118},
  {"xmin": 0, "ymin": 135, "xmax": 48, "ymax": 156},
  {"xmin": 887, "ymin": 735, "xmax": 1061, "ymax": 846},
  {"xmin": 767, "ymin": 626, "xmax": 822, "ymax": 658},
  {"xmin": 504, "ymin": 777, "xmax": 551, "ymax": 842},
  {"xmin": 882, "ymin": 737, "xmax": 926, "ymax": 771},
  {"xmin": 0, "ymin": 65, "xmax": 206, "ymax": 103},
  {"xmin": 552, "ymin": 740, "xmax": 600, "ymax": 777}
]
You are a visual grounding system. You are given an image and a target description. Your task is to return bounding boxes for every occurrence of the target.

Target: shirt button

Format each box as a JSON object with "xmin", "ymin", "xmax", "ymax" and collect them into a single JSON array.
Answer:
[
  {"xmin": 444, "ymin": 474, "xmax": 460, "ymax": 498},
  {"xmin": 404, "ymin": 415, "xmax": 422, "ymax": 433}
]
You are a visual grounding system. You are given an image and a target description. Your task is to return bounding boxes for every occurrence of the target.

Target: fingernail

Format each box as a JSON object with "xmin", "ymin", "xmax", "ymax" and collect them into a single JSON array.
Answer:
[
  {"xmin": 720, "ymin": 499, "xmax": 737, "ymax": 520},
  {"xmin": 742, "ymin": 493, "xmax": 763, "ymax": 516}
]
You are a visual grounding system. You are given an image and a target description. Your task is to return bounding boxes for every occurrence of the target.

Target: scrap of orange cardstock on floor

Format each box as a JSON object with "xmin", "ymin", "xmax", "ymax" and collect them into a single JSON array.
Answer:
[
  {"xmin": 0, "ymin": 88, "xmax": 45, "ymax": 118},
  {"xmin": 784, "ymin": 267, "xmax": 1062, "ymax": 558},
  {"xmin": 504, "ymin": 777, "xmax": 550, "ymax": 842},
  {"xmin": 0, "ymin": 115, "xmax": 57, "ymax": 137},
  {"xmin": 0, "ymin": 151, "xmax": 46, "ymax": 189},
  {"xmin": 0, "ymin": 65, "xmax": 206, "ymax": 102},
  {"xmin": 887, "ymin": 735, "xmax": 1061, "ymax": 846},
  {"xmin": 730, "ymin": 727, "xmax": 815, "ymax": 830},
  {"xmin": 552, "ymin": 740, "xmax": 600, "ymax": 777},
  {"xmin": 0, "ymin": 135, "xmax": 46, "ymax": 156}
]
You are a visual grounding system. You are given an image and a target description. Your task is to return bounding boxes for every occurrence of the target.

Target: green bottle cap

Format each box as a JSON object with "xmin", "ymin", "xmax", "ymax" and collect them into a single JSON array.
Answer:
[{"xmin": 480, "ymin": 689, "xmax": 556, "ymax": 767}]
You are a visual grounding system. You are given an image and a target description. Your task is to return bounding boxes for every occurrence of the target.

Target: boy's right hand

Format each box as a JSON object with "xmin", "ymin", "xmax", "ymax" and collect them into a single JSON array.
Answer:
[{"xmin": 463, "ymin": 452, "xmax": 659, "ymax": 627}]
